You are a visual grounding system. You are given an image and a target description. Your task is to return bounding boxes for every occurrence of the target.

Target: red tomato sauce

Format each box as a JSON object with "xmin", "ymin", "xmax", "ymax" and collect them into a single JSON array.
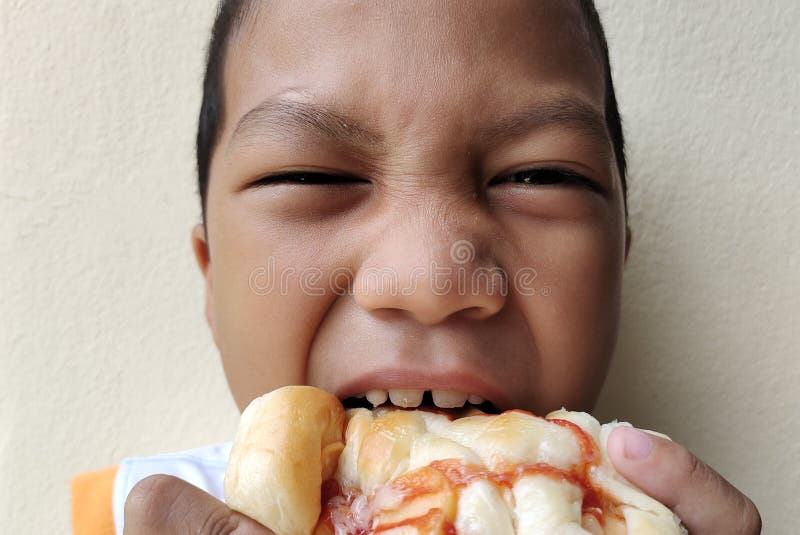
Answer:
[{"xmin": 318, "ymin": 410, "xmax": 622, "ymax": 533}]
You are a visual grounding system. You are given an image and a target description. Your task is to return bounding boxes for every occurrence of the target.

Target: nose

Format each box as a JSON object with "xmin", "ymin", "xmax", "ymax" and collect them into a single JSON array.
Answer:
[{"xmin": 353, "ymin": 212, "xmax": 507, "ymax": 325}]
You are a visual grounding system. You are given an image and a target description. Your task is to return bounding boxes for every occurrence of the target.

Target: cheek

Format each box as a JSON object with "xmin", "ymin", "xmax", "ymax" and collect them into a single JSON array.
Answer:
[
  {"xmin": 505, "ymin": 217, "xmax": 624, "ymax": 412},
  {"xmin": 207, "ymin": 201, "xmax": 345, "ymax": 409}
]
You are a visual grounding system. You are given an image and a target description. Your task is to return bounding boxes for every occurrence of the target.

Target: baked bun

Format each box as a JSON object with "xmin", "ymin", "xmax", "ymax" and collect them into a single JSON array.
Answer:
[
  {"xmin": 224, "ymin": 386, "xmax": 345, "ymax": 535},
  {"xmin": 225, "ymin": 386, "xmax": 686, "ymax": 535}
]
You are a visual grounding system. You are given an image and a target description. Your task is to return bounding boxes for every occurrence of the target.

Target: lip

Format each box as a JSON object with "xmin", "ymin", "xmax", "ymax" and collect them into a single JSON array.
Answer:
[{"xmin": 334, "ymin": 367, "xmax": 513, "ymax": 411}]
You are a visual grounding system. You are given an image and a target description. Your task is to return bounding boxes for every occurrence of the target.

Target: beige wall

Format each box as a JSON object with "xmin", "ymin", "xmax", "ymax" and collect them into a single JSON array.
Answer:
[{"xmin": 1, "ymin": 1, "xmax": 797, "ymax": 532}]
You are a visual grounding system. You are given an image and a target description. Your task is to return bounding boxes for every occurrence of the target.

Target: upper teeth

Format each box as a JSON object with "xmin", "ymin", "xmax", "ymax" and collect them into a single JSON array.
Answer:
[
  {"xmin": 365, "ymin": 390, "xmax": 388, "ymax": 406},
  {"xmin": 389, "ymin": 389, "xmax": 424, "ymax": 408},
  {"xmin": 468, "ymin": 394, "xmax": 484, "ymax": 405},
  {"xmin": 431, "ymin": 390, "xmax": 468, "ymax": 408},
  {"xmin": 361, "ymin": 389, "xmax": 485, "ymax": 409}
]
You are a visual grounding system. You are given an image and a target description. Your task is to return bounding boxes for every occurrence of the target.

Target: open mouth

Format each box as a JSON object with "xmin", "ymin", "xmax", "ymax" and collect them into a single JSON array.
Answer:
[{"xmin": 340, "ymin": 389, "xmax": 501, "ymax": 415}]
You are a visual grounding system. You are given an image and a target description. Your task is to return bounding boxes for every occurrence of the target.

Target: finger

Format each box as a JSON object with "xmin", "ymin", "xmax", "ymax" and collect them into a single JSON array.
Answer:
[
  {"xmin": 607, "ymin": 426, "xmax": 761, "ymax": 534},
  {"xmin": 123, "ymin": 474, "xmax": 275, "ymax": 535}
]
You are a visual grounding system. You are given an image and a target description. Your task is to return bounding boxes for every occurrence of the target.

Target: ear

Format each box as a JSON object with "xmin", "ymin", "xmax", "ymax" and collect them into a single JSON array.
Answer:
[
  {"xmin": 191, "ymin": 223, "xmax": 218, "ymax": 344},
  {"xmin": 624, "ymin": 225, "xmax": 633, "ymax": 264}
]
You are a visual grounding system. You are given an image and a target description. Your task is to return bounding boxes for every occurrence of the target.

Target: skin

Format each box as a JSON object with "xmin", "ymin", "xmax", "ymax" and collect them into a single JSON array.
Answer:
[{"xmin": 124, "ymin": 1, "xmax": 760, "ymax": 533}]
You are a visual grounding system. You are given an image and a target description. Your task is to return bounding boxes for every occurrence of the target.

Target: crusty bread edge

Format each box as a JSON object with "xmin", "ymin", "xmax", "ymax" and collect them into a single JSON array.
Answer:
[{"xmin": 224, "ymin": 386, "xmax": 345, "ymax": 535}]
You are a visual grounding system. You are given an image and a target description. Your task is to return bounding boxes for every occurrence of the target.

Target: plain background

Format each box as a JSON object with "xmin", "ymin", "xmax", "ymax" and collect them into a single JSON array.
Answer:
[{"xmin": 1, "ymin": 1, "xmax": 798, "ymax": 532}]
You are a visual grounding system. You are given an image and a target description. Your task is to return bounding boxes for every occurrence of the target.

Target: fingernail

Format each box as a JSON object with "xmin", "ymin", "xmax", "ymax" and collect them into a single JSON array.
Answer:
[{"xmin": 623, "ymin": 428, "xmax": 653, "ymax": 460}]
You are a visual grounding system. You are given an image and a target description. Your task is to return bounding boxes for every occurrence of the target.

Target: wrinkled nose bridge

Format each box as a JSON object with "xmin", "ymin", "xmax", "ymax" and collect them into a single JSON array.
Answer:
[{"xmin": 353, "ymin": 199, "xmax": 507, "ymax": 325}]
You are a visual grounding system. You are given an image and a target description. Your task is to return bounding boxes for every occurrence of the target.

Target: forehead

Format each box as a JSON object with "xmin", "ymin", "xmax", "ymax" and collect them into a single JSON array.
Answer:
[{"xmin": 220, "ymin": 0, "xmax": 604, "ymax": 157}]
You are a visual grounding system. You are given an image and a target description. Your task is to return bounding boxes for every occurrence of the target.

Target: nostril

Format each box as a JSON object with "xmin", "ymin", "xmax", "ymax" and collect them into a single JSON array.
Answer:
[
  {"xmin": 464, "ymin": 306, "xmax": 489, "ymax": 319},
  {"xmin": 461, "ymin": 303, "xmax": 502, "ymax": 321}
]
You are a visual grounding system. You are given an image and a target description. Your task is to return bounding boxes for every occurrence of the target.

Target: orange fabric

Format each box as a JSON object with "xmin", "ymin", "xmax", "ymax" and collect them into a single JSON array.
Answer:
[{"xmin": 71, "ymin": 465, "xmax": 118, "ymax": 535}]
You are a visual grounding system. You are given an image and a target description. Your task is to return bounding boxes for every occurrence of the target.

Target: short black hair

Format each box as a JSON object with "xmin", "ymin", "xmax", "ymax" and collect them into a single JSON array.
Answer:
[{"xmin": 196, "ymin": 0, "xmax": 627, "ymax": 226}]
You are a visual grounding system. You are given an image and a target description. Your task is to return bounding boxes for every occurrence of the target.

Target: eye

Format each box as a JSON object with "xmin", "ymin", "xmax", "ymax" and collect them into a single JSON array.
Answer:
[
  {"xmin": 250, "ymin": 171, "xmax": 369, "ymax": 187},
  {"xmin": 489, "ymin": 167, "xmax": 606, "ymax": 195}
]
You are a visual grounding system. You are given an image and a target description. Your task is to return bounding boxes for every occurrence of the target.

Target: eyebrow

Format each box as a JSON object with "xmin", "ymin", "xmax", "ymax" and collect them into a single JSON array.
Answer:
[
  {"xmin": 226, "ymin": 94, "xmax": 610, "ymax": 158},
  {"xmin": 227, "ymin": 97, "xmax": 386, "ymax": 156},
  {"xmin": 475, "ymin": 96, "xmax": 611, "ymax": 155}
]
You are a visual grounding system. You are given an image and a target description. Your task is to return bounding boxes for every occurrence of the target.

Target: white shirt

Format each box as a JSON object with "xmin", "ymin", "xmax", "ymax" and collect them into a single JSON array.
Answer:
[{"xmin": 112, "ymin": 442, "xmax": 232, "ymax": 534}]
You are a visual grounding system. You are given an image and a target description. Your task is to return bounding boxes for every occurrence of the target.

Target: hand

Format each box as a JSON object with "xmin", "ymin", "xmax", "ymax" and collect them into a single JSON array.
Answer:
[
  {"xmin": 607, "ymin": 426, "xmax": 761, "ymax": 534},
  {"xmin": 123, "ymin": 474, "xmax": 275, "ymax": 534}
]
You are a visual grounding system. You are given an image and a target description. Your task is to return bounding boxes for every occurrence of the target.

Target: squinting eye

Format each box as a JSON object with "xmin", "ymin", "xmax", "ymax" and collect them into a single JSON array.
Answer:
[
  {"xmin": 489, "ymin": 167, "xmax": 605, "ymax": 194},
  {"xmin": 251, "ymin": 171, "xmax": 369, "ymax": 187}
]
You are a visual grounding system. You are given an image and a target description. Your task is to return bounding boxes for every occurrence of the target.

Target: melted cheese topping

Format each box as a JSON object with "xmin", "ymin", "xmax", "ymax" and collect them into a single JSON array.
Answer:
[{"xmin": 315, "ymin": 408, "xmax": 686, "ymax": 535}]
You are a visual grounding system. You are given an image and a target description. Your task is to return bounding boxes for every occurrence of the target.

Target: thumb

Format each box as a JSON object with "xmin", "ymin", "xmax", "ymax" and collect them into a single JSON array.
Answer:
[
  {"xmin": 607, "ymin": 426, "xmax": 761, "ymax": 534},
  {"xmin": 123, "ymin": 474, "xmax": 274, "ymax": 534}
]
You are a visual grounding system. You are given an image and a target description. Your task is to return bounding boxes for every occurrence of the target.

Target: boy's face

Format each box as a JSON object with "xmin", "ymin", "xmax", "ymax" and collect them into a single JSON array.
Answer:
[{"xmin": 193, "ymin": 0, "xmax": 629, "ymax": 415}]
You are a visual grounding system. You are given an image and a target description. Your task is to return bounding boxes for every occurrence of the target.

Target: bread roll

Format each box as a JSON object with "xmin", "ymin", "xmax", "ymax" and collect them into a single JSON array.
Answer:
[
  {"xmin": 224, "ymin": 386, "xmax": 345, "ymax": 535},
  {"xmin": 225, "ymin": 386, "xmax": 686, "ymax": 535}
]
